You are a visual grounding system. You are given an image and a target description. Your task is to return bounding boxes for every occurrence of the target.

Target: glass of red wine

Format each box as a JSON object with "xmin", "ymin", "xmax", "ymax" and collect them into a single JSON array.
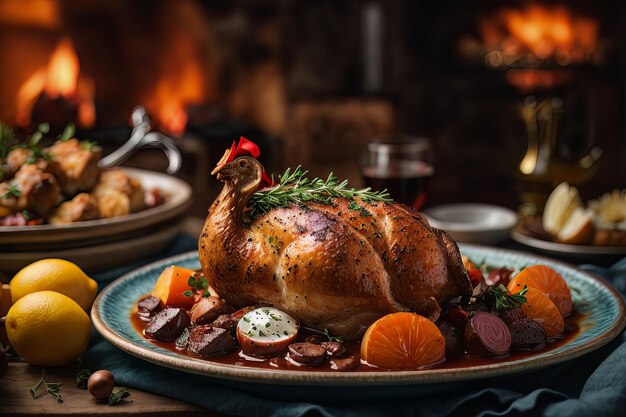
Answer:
[{"xmin": 360, "ymin": 137, "xmax": 434, "ymax": 210}]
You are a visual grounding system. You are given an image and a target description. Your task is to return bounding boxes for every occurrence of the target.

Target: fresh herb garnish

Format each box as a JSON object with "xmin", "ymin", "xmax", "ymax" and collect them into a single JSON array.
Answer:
[
  {"xmin": 182, "ymin": 274, "xmax": 210, "ymax": 298},
  {"xmin": 249, "ymin": 166, "xmax": 392, "ymax": 217},
  {"xmin": 80, "ymin": 140, "xmax": 100, "ymax": 151},
  {"xmin": 108, "ymin": 387, "xmax": 131, "ymax": 405},
  {"xmin": 1, "ymin": 183, "xmax": 21, "ymax": 199},
  {"xmin": 30, "ymin": 369, "xmax": 63, "ymax": 404},
  {"xmin": 0, "ymin": 121, "xmax": 17, "ymax": 159},
  {"xmin": 269, "ymin": 313, "xmax": 282, "ymax": 321},
  {"xmin": 488, "ymin": 284, "xmax": 528, "ymax": 311},
  {"xmin": 75, "ymin": 356, "xmax": 91, "ymax": 389},
  {"xmin": 348, "ymin": 200, "xmax": 372, "ymax": 217},
  {"xmin": 21, "ymin": 123, "xmax": 52, "ymax": 164},
  {"xmin": 323, "ymin": 328, "xmax": 345, "ymax": 343},
  {"xmin": 57, "ymin": 123, "xmax": 75, "ymax": 141}
]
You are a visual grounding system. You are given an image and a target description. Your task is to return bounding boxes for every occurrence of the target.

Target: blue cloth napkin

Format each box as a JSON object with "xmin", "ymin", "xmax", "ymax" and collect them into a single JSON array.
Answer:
[{"xmin": 88, "ymin": 235, "xmax": 626, "ymax": 417}]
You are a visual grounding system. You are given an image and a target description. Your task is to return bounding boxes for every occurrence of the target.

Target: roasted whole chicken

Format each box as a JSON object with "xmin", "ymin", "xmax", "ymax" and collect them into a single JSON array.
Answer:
[{"xmin": 199, "ymin": 157, "xmax": 472, "ymax": 339}]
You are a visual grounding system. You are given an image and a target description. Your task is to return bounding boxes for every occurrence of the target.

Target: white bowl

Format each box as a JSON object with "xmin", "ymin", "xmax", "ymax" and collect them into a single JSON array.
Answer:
[{"xmin": 422, "ymin": 204, "xmax": 518, "ymax": 245}]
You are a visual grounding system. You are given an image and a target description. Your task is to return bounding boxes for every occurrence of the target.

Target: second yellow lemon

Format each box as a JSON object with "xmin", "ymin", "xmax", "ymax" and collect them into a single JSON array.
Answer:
[
  {"xmin": 5, "ymin": 291, "xmax": 92, "ymax": 366},
  {"xmin": 10, "ymin": 259, "xmax": 97, "ymax": 311}
]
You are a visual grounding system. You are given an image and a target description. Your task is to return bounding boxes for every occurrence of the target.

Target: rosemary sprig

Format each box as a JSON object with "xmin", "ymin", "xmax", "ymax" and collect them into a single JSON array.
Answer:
[
  {"xmin": 249, "ymin": 166, "xmax": 392, "ymax": 217},
  {"xmin": 30, "ymin": 369, "xmax": 63, "ymax": 404},
  {"xmin": 488, "ymin": 284, "xmax": 528, "ymax": 311}
]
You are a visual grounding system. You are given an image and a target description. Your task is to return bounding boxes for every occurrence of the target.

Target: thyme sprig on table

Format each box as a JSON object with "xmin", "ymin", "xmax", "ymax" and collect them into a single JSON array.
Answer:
[
  {"xmin": 249, "ymin": 166, "xmax": 392, "ymax": 217},
  {"xmin": 30, "ymin": 369, "xmax": 63, "ymax": 404}
]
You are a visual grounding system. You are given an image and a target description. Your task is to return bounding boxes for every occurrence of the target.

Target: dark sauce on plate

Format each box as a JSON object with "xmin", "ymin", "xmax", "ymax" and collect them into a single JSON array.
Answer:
[{"xmin": 131, "ymin": 308, "xmax": 582, "ymax": 372}]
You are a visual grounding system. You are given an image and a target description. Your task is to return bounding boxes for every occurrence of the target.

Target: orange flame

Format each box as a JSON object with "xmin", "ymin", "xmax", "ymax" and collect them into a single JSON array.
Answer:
[
  {"xmin": 16, "ymin": 37, "xmax": 95, "ymax": 127},
  {"xmin": 141, "ymin": 33, "xmax": 207, "ymax": 136},
  {"xmin": 45, "ymin": 38, "xmax": 79, "ymax": 98},
  {"xmin": 479, "ymin": 4, "xmax": 599, "ymax": 66}
]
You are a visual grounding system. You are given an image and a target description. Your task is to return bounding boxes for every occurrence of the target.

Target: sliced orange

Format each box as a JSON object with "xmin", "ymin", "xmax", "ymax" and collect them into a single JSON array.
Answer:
[
  {"xmin": 515, "ymin": 287, "xmax": 564, "ymax": 337},
  {"xmin": 360, "ymin": 312, "xmax": 445, "ymax": 369},
  {"xmin": 508, "ymin": 265, "xmax": 573, "ymax": 317}
]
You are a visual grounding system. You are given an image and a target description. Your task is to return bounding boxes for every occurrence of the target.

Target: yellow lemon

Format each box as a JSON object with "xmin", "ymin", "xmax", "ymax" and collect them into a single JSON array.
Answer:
[
  {"xmin": 10, "ymin": 259, "xmax": 97, "ymax": 311},
  {"xmin": 5, "ymin": 291, "xmax": 91, "ymax": 366}
]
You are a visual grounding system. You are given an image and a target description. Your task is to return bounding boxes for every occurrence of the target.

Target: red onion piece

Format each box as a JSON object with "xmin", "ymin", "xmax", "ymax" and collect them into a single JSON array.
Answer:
[{"xmin": 465, "ymin": 312, "xmax": 511, "ymax": 357}]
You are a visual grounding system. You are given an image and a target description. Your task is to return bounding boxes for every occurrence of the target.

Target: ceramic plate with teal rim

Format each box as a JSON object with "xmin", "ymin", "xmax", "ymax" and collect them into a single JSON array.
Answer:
[{"xmin": 91, "ymin": 244, "xmax": 626, "ymax": 386}]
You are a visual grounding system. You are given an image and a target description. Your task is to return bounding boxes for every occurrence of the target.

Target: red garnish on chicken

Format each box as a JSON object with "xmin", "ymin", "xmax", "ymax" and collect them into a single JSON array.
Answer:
[{"xmin": 211, "ymin": 137, "xmax": 272, "ymax": 187}]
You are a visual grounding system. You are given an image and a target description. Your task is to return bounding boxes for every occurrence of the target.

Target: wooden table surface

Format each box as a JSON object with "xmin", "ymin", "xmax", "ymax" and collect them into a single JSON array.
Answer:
[
  {"xmin": 0, "ymin": 362, "xmax": 221, "ymax": 416},
  {"xmin": 0, "ymin": 217, "xmax": 225, "ymax": 416}
]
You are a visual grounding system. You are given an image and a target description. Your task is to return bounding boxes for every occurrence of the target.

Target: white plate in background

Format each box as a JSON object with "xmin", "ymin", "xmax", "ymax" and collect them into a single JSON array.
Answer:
[{"xmin": 422, "ymin": 204, "xmax": 518, "ymax": 245}]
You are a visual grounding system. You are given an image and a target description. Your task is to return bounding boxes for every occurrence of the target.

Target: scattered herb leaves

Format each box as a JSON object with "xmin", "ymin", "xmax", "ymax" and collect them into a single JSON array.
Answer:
[
  {"xmin": 75, "ymin": 356, "xmax": 91, "ymax": 389},
  {"xmin": 348, "ymin": 200, "xmax": 372, "ymax": 217},
  {"xmin": 30, "ymin": 369, "xmax": 63, "ymax": 404},
  {"xmin": 108, "ymin": 387, "xmax": 131, "ymax": 405}
]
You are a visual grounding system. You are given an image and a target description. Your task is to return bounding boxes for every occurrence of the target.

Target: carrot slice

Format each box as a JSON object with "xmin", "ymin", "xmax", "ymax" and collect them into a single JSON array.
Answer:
[
  {"xmin": 508, "ymin": 265, "xmax": 573, "ymax": 317},
  {"xmin": 151, "ymin": 266, "xmax": 196, "ymax": 308},
  {"xmin": 361, "ymin": 312, "xmax": 445, "ymax": 369}
]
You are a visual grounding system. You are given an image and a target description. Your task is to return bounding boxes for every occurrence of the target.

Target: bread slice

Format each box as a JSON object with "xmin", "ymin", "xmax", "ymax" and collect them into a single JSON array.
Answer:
[
  {"xmin": 557, "ymin": 207, "xmax": 595, "ymax": 245},
  {"xmin": 543, "ymin": 182, "xmax": 582, "ymax": 235}
]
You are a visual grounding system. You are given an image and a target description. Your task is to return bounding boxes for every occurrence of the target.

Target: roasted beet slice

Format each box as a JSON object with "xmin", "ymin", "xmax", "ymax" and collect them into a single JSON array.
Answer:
[
  {"xmin": 437, "ymin": 321, "xmax": 465, "ymax": 359},
  {"xmin": 509, "ymin": 319, "xmax": 546, "ymax": 351},
  {"xmin": 145, "ymin": 308, "xmax": 190, "ymax": 342},
  {"xmin": 464, "ymin": 312, "xmax": 511, "ymax": 357},
  {"xmin": 320, "ymin": 341, "xmax": 346, "ymax": 358},
  {"xmin": 288, "ymin": 342, "xmax": 327, "ymax": 365},
  {"xmin": 187, "ymin": 325, "xmax": 236, "ymax": 358},
  {"xmin": 191, "ymin": 296, "xmax": 234, "ymax": 325},
  {"xmin": 500, "ymin": 307, "xmax": 527, "ymax": 326},
  {"xmin": 330, "ymin": 355, "xmax": 360, "ymax": 371}
]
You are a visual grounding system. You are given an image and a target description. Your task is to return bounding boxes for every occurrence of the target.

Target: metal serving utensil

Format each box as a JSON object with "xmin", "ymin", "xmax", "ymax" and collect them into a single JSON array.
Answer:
[{"xmin": 98, "ymin": 106, "xmax": 182, "ymax": 174}]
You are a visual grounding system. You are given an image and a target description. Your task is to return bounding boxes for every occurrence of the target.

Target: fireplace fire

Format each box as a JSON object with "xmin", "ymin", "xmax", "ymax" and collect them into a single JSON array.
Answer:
[
  {"xmin": 459, "ymin": 3, "xmax": 604, "ymax": 71},
  {"xmin": 15, "ymin": 37, "xmax": 95, "ymax": 132}
]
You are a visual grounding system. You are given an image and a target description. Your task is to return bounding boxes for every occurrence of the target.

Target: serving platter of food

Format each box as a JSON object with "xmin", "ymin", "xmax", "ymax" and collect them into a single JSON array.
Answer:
[
  {"xmin": 512, "ymin": 182, "xmax": 626, "ymax": 258},
  {"xmin": 92, "ymin": 138, "xmax": 626, "ymax": 386},
  {"xmin": 0, "ymin": 121, "xmax": 192, "ymax": 251}
]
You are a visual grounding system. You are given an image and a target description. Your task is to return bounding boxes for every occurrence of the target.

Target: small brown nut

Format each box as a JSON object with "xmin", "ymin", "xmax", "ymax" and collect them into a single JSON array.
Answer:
[{"xmin": 88, "ymin": 370, "xmax": 115, "ymax": 401}]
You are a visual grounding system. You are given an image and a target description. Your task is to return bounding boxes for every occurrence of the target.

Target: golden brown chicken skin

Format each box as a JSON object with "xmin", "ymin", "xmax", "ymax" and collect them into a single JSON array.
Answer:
[{"xmin": 199, "ymin": 157, "xmax": 471, "ymax": 339}]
